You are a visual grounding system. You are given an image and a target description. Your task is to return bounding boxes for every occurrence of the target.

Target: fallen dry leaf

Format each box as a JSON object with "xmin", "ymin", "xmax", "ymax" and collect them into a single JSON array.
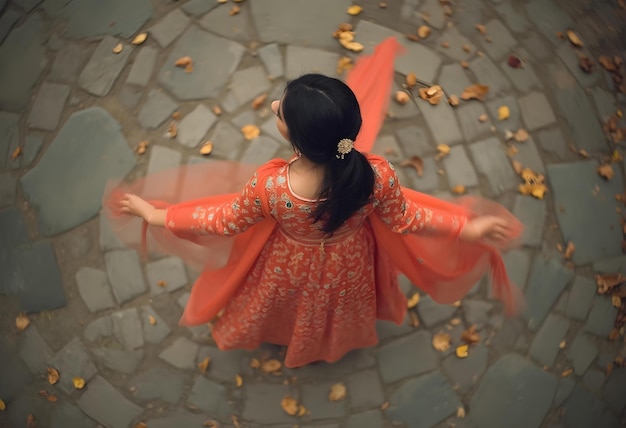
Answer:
[
  {"xmin": 417, "ymin": 25, "xmax": 431, "ymax": 39},
  {"xmin": 406, "ymin": 72, "xmax": 418, "ymax": 88},
  {"xmin": 27, "ymin": 414, "xmax": 36, "ymax": 428},
  {"xmin": 229, "ymin": 5, "xmax": 240, "ymax": 15},
  {"xmin": 47, "ymin": 367, "xmax": 60, "ymax": 385},
  {"xmin": 379, "ymin": 2, "xmax": 387, "ymax": 8},
  {"xmin": 409, "ymin": 311, "xmax": 420, "ymax": 327},
  {"xmin": 252, "ymin": 93, "xmax": 268, "ymax": 110},
  {"xmin": 262, "ymin": 359, "xmax": 282, "ymax": 373},
  {"xmin": 136, "ymin": 141, "xmax": 148, "ymax": 155},
  {"xmin": 561, "ymin": 368, "xmax": 574, "ymax": 377},
  {"xmin": 235, "ymin": 374, "xmax": 243, "ymax": 387},
  {"xmin": 157, "ymin": 280, "xmax": 167, "ymax": 287},
  {"xmin": 241, "ymin": 124, "xmax": 260, "ymax": 141},
  {"xmin": 451, "ymin": 185, "xmax": 466, "ymax": 195},
  {"xmin": 405, "ymin": 33, "xmax": 419, "ymax": 42},
  {"xmin": 478, "ymin": 113, "xmax": 488, "ymax": 122},
  {"xmin": 559, "ymin": 340, "xmax": 567, "ymax": 349},
  {"xmin": 450, "ymin": 318, "xmax": 461, "ymax": 326},
  {"xmin": 567, "ymin": 30, "xmax": 583, "ymax": 48},
  {"xmin": 596, "ymin": 273, "xmax": 624, "ymax": 294},
  {"xmin": 0, "ymin": 399, "xmax": 4, "ymax": 411},
  {"xmin": 455, "ymin": 344, "xmax": 469, "ymax": 358},
  {"xmin": 612, "ymin": 295, "xmax": 622, "ymax": 308},
  {"xmin": 347, "ymin": 4, "xmax": 363, "ymax": 15},
  {"xmin": 11, "ymin": 147, "xmax": 22, "ymax": 160},
  {"xmin": 475, "ymin": 24, "xmax": 487, "ymax": 35},
  {"xmin": 579, "ymin": 55, "xmax": 594, "ymax": 73},
  {"xmin": 461, "ymin": 325, "xmax": 480, "ymax": 344},
  {"xmin": 134, "ymin": 423, "xmax": 147, "ymax": 428},
  {"xmin": 337, "ymin": 56, "xmax": 353, "ymax": 74},
  {"xmin": 172, "ymin": 111, "xmax": 181, "ymax": 120},
  {"xmin": 514, "ymin": 128, "xmax": 529, "ymax": 143},
  {"xmin": 112, "ymin": 43, "xmax": 123, "ymax": 54},
  {"xmin": 564, "ymin": 241, "xmax": 575, "ymax": 260},
  {"xmin": 512, "ymin": 160, "xmax": 523, "ymax": 175},
  {"xmin": 341, "ymin": 40, "xmax": 364, "ymax": 52},
  {"xmin": 598, "ymin": 164, "xmax": 615, "ymax": 180},
  {"xmin": 329, "ymin": 383, "xmax": 347, "ymax": 401},
  {"xmin": 212, "ymin": 105, "xmax": 222, "ymax": 116},
  {"xmin": 441, "ymin": 41, "xmax": 450, "ymax": 48},
  {"xmin": 200, "ymin": 141, "xmax": 214, "ymax": 155},
  {"xmin": 131, "ymin": 32, "xmax": 147, "ymax": 45},
  {"xmin": 400, "ymin": 156, "xmax": 424, "ymax": 177},
  {"xmin": 435, "ymin": 144, "xmax": 451, "ymax": 160},
  {"xmin": 281, "ymin": 396, "xmax": 299, "ymax": 415},
  {"xmin": 457, "ymin": 406, "xmax": 466, "ymax": 419},
  {"xmin": 16, "ymin": 313, "xmax": 30, "ymax": 331},
  {"xmin": 508, "ymin": 55, "xmax": 523, "ymax": 69},
  {"xmin": 462, "ymin": 44, "xmax": 472, "ymax": 53},
  {"xmin": 148, "ymin": 315, "xmax": 156, "ymax": 326},
  {"xmin": 203, "ymin": 420, "xmax": 219, "ymax": 428},
  {"xmin": 498, "ymin": 105, "xmax": 510, "ymax": 120},
  {"xmin": 395, "ymin": 91, "xmax": 410, "ymax": 105},
  {"xmin": 418, "ymin": 85, "xmax": 443, "ymax": 105},
  {"xmin": 167, "ymin": 121, "xmax": 177, "ymax": 138},
  {"xmin": 407, "ymin": 292, "xmax": 420, "ymax": 308},
  {"xmin": 432, "ymin": 332, "xmax": 451, "ymax": 351},
  {"xmin": 460, "ymin": 61, "xmax": 469, "ymax": 69},
  {"xmin": 72, "ymin": 377, "xmax": 85, "ymax": 389},
  {"xmin": 448, "ymin": 95, "xmax": 460, "ymax": 107},
  {"xmin": 175, "ymin": 56, "xmax": 193, "ymax": 73},
  {"xmin": 250, "ymin": 358, "xmax": 261, "ymax": 369},
  {"xmin": 461, "ymin": 84, "xmax": 489, "ymax": 101},
  {"xmin": 198, "ymin": 357, "xmax": 211, "ymax": 374}
]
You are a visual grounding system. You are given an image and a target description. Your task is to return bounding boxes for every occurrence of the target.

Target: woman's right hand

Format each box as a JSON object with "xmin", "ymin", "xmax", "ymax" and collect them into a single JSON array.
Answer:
[{"xmin": 460, "ymin": 216, "xmax": 513, "ymax": 243}]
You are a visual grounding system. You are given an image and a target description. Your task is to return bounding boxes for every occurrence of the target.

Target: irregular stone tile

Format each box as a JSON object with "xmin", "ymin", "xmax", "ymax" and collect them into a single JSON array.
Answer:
[
  {"xmin": 83, "ymin": 315, "xmax": 112, "ymax": 342},
  {"xmin": 584, "ymin": 295, "xmax": 618, "ymax": 337},
  {"xmin": 111, "ymin": 307, "xmax": 143, "ymax": 351},
  {"xmin": 0, "ymin": 172, "xmax": 17, "ymax": 207},
  {"xmin": 567, "ymin": 332, "xmax": 598, "ymax": 375},
  {"xmin": 510, "ymin": 136, "xmax": 545, "ymax": 173},
  {"xmin": 250, "ymin": 0, "xmax": 350, "ymax": 48},
  {"xmin": 159, "ymin": 337, "xmax": 199, "ymax": 370},
  {"xmin": 301, "ymin": 381, "xmax": 347, "ymax": 419},
  {"xmin": 285, "ymin": 45, "xmax": 340, "ymax": 80},
  {"xmin": 48, "ymin": 338, "xmax": 97, "ymax": 394},
  {"xmin": 19, "ymin": 134, "xmax": 44, "ymax": 168},
  {"xmin": 603, "ymin": 367, "xmax": 626, "ymax": 414},
  {"xmin": 582, "ymin": 369, "xmax": 606, "ymax": 391},
  {"xmin": 376, "ymin": 317, "xmax": 412, "ymax": 343},
  {"xmin": 439, "ymin": 64, "xmax": 473, "ymax": 100},
  {"xmin": 470, "ymin": 354, "xmax": 557, "ymax": 428},
  {"xmin": 442, "ymin": 344, "xmax": 488, "ymax": 394},
  {"xmin": 241, "ymin": 136, "xmax": 280, "ymax": 164},
  {"xmin": 76, "ymin": 267, "xmax": 116, "ymax": 313},
  {"xmin": 346, "ymin": 369, "xmax": 385, "ymax": 409},
  {"xmin": 417, "ymin": 295, "xmax": 458, "ymax": 327},
  {"xmin": 371, "ymin": 134, "xmax": 404, "ymax": 165},
  {"xmin": 377, "ymin": 332, "xmax": 437, "ymax": 383},
  {"xmin": 521, "ymin": 32, "xmax": 552, "ymax": 61},
  {"xmin": 105, "ymin": 249, "xmax": 147, "ymax": 304},
  {"xmin": 258, "ymin": 43, "xmax": 284, "ymax": 79},
  {"xmin": 519, "ymin": 91, "xmax": 556, "ymax": 131},
  {"xmin": 177, "ymin": 104, "xmax": 217, "ymax": 147},
  {"xmin": 418, "ymin": 99, "xmax": 463, "ymax": 146},
  {"xmin": 547, "ymin": 161, "xmax": 623, "ymax": 264},
  {"xmin": 140, "ymin": 305, "xmax": 171, "ymax": 344},
  {"xmin": 49, "ymin": 43, "xmax": 89, "ymax": 82},
  {"xmin": 529, "ymin": 313, "xmax": 569, "ymax": 366},
  {"xmin": 482, "ymin": 19, "xmax": 517, "ymax": 61},
  {"xmin": 494, "ymin": 2, "xmax": 531, "ymax": 33},
  {"xmin": 78, "ymin": 36, "xmax": 132, "ymax": 96},
  {"xmin": 0, "ymin": 340, "xmax": 31, "ymax": 403},
  {"xmin": 198, "ymin": 2, "xmax": 252, "ymax": 42},
  {"xmin": 525, "ymin": 0, "xmax": 573, "ymax": 46},
  {"xmin": 388, "ymin": 84, "xmax": 421, "ymax": 120},
  {"xmin": 181, "ymin": 0, "xmax": 220, "ymax": 16},
  {"xmin": 50, "ymin": 401, "xmax": 97, "ymax": 428},
  {"xmin": 442, "ymin": 145, "xmax": 479, "ymax": 188},
  {"xmin": 27, "ymin": 82, "xmax": 69, "ymax": 131},
  {"xmin": 149, "ymin": 8, "xmax": 189, "ymax": 48},
  {"xmin": 512, "ymin": 195, "xmax": 546, "ymax": 247},
  {"xmin": 0, "ymin": 111, "xmax": 19, "ymax": 171},
  {"xmin": 591, "ymin": 87, "xmax": 617, "ymax": 121},
  {"xmin": 126, "ymin": 46, "xmax": 157, "ymax": 86},
  {"xmin": 145, "ymin": 256, "xmax": 187, "ymax": 296},
  {"xmin": 19, "ymin": 325, "xmax": 54, "ymax": 374},
  {"xmin": 491, "ymin": 318, "xmax": 525, "ymax": 355},
  {"xmin": 403, "ymin": 157, "xmax": 439, "ymax": 193},
  {"xmin": 463, "ymin": 300, "xmax": 493, "ymax": 328},
  {"xmin": 554, "ymin": 377, "xmax": 575, "ymax": 406},
  {"xmin": 0, "ymin": 15, "xmax": 47, "ymax": 111},
  {"xmin": 388, "ymin": 372, "xmax": 461, "ymax": 428},
  {"xmin": 524, "ymin": 257, "xmax": 574, "ymax": 330},
  {"xmin": 563, "ymin": 385, "xmax": 616, "ymax": 428},
  {"xmin": 555, "ymin": 86, "xmax": 607, "ymax": 151},
  {"xmin": 77, "ymin": 375, "xmax": 142, "ymax": 428},
  {"xmin": 354, "ymin": 20, "xmax": 441, "ymax": 81},
  {"xmin": 345, "ymin": 410, "xmax": 384, "ymax": 428},
  {"xmin": 501, "ymin": 55, "xmax": 542, "ymax": 93},
  {"xmin": 468, "ymin": 56, "xmax": 512, "ymax": 99},
  {"xmin": 419, "ymin": 0, "xmax": 447, "ymax": 29},
  {"xmin": 536, "ymin": 127, "xmax": 571, "ymax": 160},
  {"xmin": 143, "ymin": 146, "xmax": 182, "ymax": 200},
  {"xmin": 119, "ymin": 85, "xmax": 143, "ymax": 110},
  {"xmin": 138, "ymin": 89, "xmax": 178, "ymax": 129},
  {"xmin": 210, "ymin": 121, "xmax": 246, "ymax": 160},
  {"xmin": 0, "ymin": 208, "xmax": 29, "ymax": 294},
  {"xmin": 93, "ymin": 347, "xmax": 143, "ymax": 374},
  {"xmin": 129, "ymin": 364, "xmax": 187, "ymax": 404},
  {"xmin": 436, "ymin": 26, "xmax": 475, "ymax": 62},
  {"xmin": 2, "ymin": 383, "xmax": 52, "ymax": 428},
  {"xmin": 242, "ymin": 383, "xmax": 298, "ymax": 424},
  {"xmin": 469, "ymin": 137, "xmax": 518, "ymax": 195},
  {"xmin": 454, "ymin": 0, "xmax": 485, "ymax": 34},
  {"xmin": 159, "ymin": 26, "xmax": 245, "ymax": 99},
  {"xmin": 143, "ymin": 410, "xmax": 208, "ymax": 428},
  {"xmin": 99, "ymin": 213, "xmax": 126, "ymax": 251},
  {"xmin": 594, "ymin": 255, "xmax": 626, "ymax": 274},
  {"xmin": 457, "ymin": 102, "xmax": 493, "ymax": 142},
  {"xmin": 21, "ymin": 107, "xmax": 135, "ymax": 235},
  {"xmin": 196, "ymin": 345, "xmax": 251, "ymax": 382},
  {"xmin": 548, "ymin": 60, "xmax": 578, "ymax": 90},
  {"xmin": 565, "ymin": 276, "xmax": 596, "ymax": 321},
  {"xmin": 557, "ymin": 43, "xmax": 601, "ymax": 88},
  {"xmin": 0, "ymin": 9, "xmax": 19, "ymax": 45},
  {"xmin": 395, "ymin": 125, "xmax": 435, "ymax": 158}
]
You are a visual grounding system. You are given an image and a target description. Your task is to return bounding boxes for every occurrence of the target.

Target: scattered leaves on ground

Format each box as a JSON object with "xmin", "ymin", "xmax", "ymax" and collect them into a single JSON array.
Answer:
[
  {"xmin": 418, "ymin": 85, "xmax": 443, "ymax": 105},
  {"xmin": 407, "ymin": 292, "xmax": 420, "ymax": 308},
  {"xmin": 229, "ymin": 5, "xmax": 240, "ymax": 15},
  {"xmin": 457, "ymin": 406, "xmax": 466, "ymax": 419},
  {"xmin": 596, "ymin": 274, "xmax": 624, "ymax": 294},
  {"xmin": 131, "ymin": 33, "xmax": 147, "ymax": 45},
  {"xmin": 394, "ymin": 91, "xmax": 410, "ymax": 105},
  {"xmin": 203, "ymin": 420, "xmax": 219, "ymax": 428},
  {"xmin": 72, "ymin": 377, "xmax": 86, "ymax": 389},
  {"xmin": 579, "ymin": 54, "xmax": 594, "ymax": 73},
  {"xmin": 461, "ymin": 325, "xmax": 480, "ymax": 344},
  {"xmin": 461, "ymin": 84, "xmax": 489, "ymax": 101},
  {"xmin": 498, "ymin": 105, "xmax": 510, "ymax": 120},
  {"xmin": 347, "ymin": 4, "xmax": 363, "ymax": 15},
  {"xmin": 400, "ymin": 156, "xmax": 424, "ymax": 177},
  {"xmin": 241, "ymin": 124, "xmax": 260, "ymax": 141},
  {"xmin": 16, "ymin": 313, "xmax": 30, "ymax": 331},
  {"xmin": 112, "ymin": 43, "xmax": 123, "ymax": 54},
  {"xmin": 475, "ymin": 24, "xmax": 487, "ymax": 35},
  {"xmin": 281, "ymin": 396, "xmax": 306, "ymax": 416},
  {"xmin": 328, "ymin": 383, "xmax": 347, "ymax": 401},
  {"xmin": 598, "ymin": 164, "xmax": 615, "ymax": 180},
  {"xmin": 47, "ymin": 367, "xmax": 60, "ymax": 385},
  {"xmin": 432, "ymin": 332, "xmax": 451, "ymax": 352},
  {"xmin": 262, "ymin": 359, "xmax": 282, "ymax": 373},
  {"xmin": 198, "ymin": 357, "xmax": 211, "ymax": 374},
  {"xmin": 518, "ymin": 167, "xmax": 548, "ymax": 200},
  {"xmin": 333, "ymin": 24, "xmax": 365, "ymax": 52},
  {"xmin": 455, "ymin": 344, "xmax": 469, "ymax": 358},
  {"xmin": 337, "ymin": 56, "xmax": 353, "ymax": 74}
]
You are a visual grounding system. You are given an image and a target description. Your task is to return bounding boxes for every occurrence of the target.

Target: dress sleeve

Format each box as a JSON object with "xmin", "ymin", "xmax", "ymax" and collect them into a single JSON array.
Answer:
[
  {"xmin": 372, "ymin": 157, "xmax": 467, "ymax": 236},
  {"xmin": 164, "ymin": 171, "xmax": 267, "ymax": 236}
]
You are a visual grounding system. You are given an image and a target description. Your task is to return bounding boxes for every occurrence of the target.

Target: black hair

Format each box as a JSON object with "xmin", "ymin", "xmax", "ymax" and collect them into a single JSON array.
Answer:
[{"xmin": 282, "ymin": 74, "xmax": 375, "ymax": 234}]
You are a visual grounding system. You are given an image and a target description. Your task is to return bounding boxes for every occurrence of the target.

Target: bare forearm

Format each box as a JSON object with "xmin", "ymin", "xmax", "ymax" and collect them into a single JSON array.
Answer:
[{"xmin": 146, "ymin": 209, "xmax": 167, "ymax": 227}]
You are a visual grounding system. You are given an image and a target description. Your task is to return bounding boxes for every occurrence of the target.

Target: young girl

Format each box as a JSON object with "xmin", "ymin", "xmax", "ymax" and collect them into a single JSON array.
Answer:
[{"xmin": 117, "ymin": 73, "xmax": 521, "ymax": 368}]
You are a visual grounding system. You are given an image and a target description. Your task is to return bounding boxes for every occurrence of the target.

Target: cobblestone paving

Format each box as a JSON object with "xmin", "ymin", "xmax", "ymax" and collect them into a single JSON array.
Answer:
[{"xmin": 1, "ymin": 0, "xmax": 626, "ymax": 427}]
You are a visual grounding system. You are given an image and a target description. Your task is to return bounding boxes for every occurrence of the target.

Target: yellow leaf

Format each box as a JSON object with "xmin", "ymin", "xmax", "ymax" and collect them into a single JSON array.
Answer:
[
  {"xmin": 15, "ymin": 313, "xmax": 30, "ymax": 331},
  {"xmin": 0, "ymin": 399, "xmax": 5, "ymax": 411},
  {"xmin": 47, "ymin": 367, "xmax": 60, "ymax": 385},
  {"xmin": 328, "ymin": 383, "xmax": 347, "ymax": 401},
  {"xmin": 455, "ymin": 344, "xmax": 469, "ymax": 358},
  {"xmin": 417, "ymin": 25, "xmax": 431, "ymax": 39},
  {"xmin": 406, "ymin": 72, "xmax": 417, "ymax": 88},
  {"xmin": 498, "ymin": 105, "xmax": 510, "ymax": 120},
  {"xmin": 395, "ymin": 91, "xmax": 410, "ymax": 105},
  {"xmin": 460, "ymin": 84, "xmax": 489, "ymax": 101},
  {"xmin": 435, "ymin": 144, "xmax": 451, "ymax": 160},
  {"xmin": 72, "ymin": 377, "xmax": 85, "ymax": 389},
  {"xmin": 451, "ymin": 185, "xmax": 465, "ymax": 195},
  {"xmin": 229, "ymin": 5, "xmax": 240, "ymax": 15},
  {"xmin": 347, "ymin": 5, "xmax": 363, "ymax": 15},
  {"xmin": 200, "ymin": 141, "xmax": 214, "ymax": 156},
  {"xmin": 457, "ymin": 406, "xmax": 466, "ymax": 419},
  {"xmin": 341, "ymin": 40, "xmax": 364, "ymax": 52},
  {"xmin": 175, "ymin": 56, "xmax": 193, "ymax": 68},
  {"xmin": 566, "ymin": 30, "xmax": 583, "ymax": 47},
  {"xmin": 407, "ymin": 293, "xmax": 420, "ymax": 308},
  {"xmin": 418, "ymin": 85, "xmax": 443, "ymax": 105},
  {"xmin": 612, "ymin": 295, "xmax": 622, "ymax": 308},
  {"xmin": 337, "ymin": 56, "xmax": 354, "ymax": 74},
  {"xmin": 598, "ymin": 164, "xmax": 615, "ymax": 180},
  {"xmin": 136, "ymin": 141, "xmax": 149, "ymax": 155},
  {"xmin": 131, "ymin": 32, "xmax": 148, "ymax": 45},
  {"xmin": 112, "ymin": 43, "xmax": 123, "ymax": 54},
  {"xmin": 281, "ymin": 396, "xmax": 299, "ymax": 415},
  {"xmin": 212, "ymin": 105, "xmax": 222, "ymax": 116},
  {"xmin": 559, "ymin": 340, "xmax": 567, "ymax": 349},
  {"xmin": 262, "ymin": 359, "xmax": 282, "ymax": 373},
  {"xmin": 432, "ymin": 332, "xmax": 451, "ymax": 351},
  {"xmin": 11, "ymin": 147, "xmax": 22, "ymax": 160},
  {"xmin": 198, "ymin": 357, "xmax": 211, "ymax": 374},
  {"xmin": 241, "ymin": 125, "xmax": 260, "ymax": 141},
  {"xmin": 135, "ymin": 423, "xmax": 147, "ymax": 428},
  {"xmin": 297, "ymin": 404, "xmax": 308, "ymax": 416},
  {"xmin": 514, "ymin": 128, "xmax": 529, "ymax": 143},
  {"xmin": 148, "ymin": 315, "xmax": 156, "ymax": 326},
  {"xmin": 250, "ymin": 358, "xmax": 261, "ymax": 369},
  {"xmin": 252, "ymin": 93, "xmax": 268, "ymax": 110},
  {"xmin": 561, "ymin": 368, "xmax": 574, "ymax": 377},
  {"xmin": 235, "ymin": 374, "xmax": 243, "ymax": 387}
]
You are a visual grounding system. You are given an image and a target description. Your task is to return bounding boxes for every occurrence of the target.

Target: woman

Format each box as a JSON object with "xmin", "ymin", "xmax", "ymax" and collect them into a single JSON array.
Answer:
[{"xmin": 118, "ymin": 74, "xmax": 520, "ymax": 368}]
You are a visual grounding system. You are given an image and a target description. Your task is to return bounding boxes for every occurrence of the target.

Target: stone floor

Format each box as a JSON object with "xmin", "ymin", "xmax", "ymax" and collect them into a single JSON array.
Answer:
[{"xmin": 1, "ymin": 0, "xmax": 626, "ymax": 427}]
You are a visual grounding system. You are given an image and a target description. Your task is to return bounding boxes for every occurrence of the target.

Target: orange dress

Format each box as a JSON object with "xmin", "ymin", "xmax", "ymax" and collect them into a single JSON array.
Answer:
[{"xmin": 165, "ymin": 155, "xmax": 466, "ymax": 367}]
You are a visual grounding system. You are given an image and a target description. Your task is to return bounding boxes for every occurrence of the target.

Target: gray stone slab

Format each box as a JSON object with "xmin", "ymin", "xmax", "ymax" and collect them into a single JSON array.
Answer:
[
  {"xmin": 554, "ymin": 377, "xmax": 575, "ymax": 406},
  {"xmin": 119, "ymin": 85, "xmax": 142, "ymax": 110},
  {"xmin": 594, "ymin": 255, "xmax": 626, "ymax": 274},
  {"xmin": 377, "ymin": 331, "xmax": 437, "ymax": 383},
  {"xmin": 388, "ymin": 83, "xmax": 421, "ymax": 120},
  {"xmin": 50, "ymin": 402, "xmax": 97, "ymax": 428},
  {"xmin": 346, "ymin": 410, "xmax": 384, "ymax": 428},
  {"xmin": 438, "ymin": 64, "xmax": 473, "ymax": 100},
  {"xmin": 536, "ymin": 127, "xmax": 571, "ymax": 160},
  {"xmin": 510, "ymin": 136, "xmax": 545, "ymax": 174},
  {"xmin": 468, "ymin": 56, "xmax": 512, "ymax": 99},
  {"xmin": 524, "ymin": 257, "xmax": 574, "ymax": 330},
  {"xmin": 140, "ymin": 305, "xmax": 171, "ymax": 344},
  {"xmin": 525, "ymin": 0, "xmax": 573, "ymax": 46},
  {"xmin": 105, "ymin": 249, "xmax": 147, "ymax": 304},
  {"xmin": 482, "ymin": 19, "xmax": 517, "ymax": 61},
  {"xmin": 388, "ymin": 372, "xmax": 461, "ymax": 428},
  {"xmin": 591, "ymin": 87, "xmax": 617, "ymax": 121},
  {"xmin": 463, "ymin": 300, "xmax": 493, "ymax": 328},
  {"xmin": 209, "ymin": 121, "xmax": 246, "ymax": 160},
  {"xmin": 76, "ymin": 267, "xmax": 116, "ymax": 312},
  {"xmin": 521, "ymin": 32, "xmax": 552, "ymax": 61},
  {"xmin": 547, "ymin": 161, "xmax": 624, "ymax": 264},
  {"xmin": 126, "ymin": 46, "xmax": 157, "ymax": 86},
  {"xmin": 565, "ymin": 276, "xmax": 596, "ymax": 321},
  {"xmin": 195, "ymin": 345, "xmax": 251, "ymax": 382},
  {"xmin": 21, "ymin": 107, "xmax": 135, "ymax": 236},
  {"xmin": 149, "ymin": 8, "xmax": 189, "ymax": 48},
  {"xmin": 512, "ymin": 195, "xmax": 546, "ymax": 247},
  {"xmin": 129, "ymin": 364, "xmax": 187, "ymax": 404},
  {"xmin": 225, "ymin": 66, "xmax": 271, "ymax": 113},
  {"xmin": 0, "ymin": 15, "xmax": 47, "ymax": 111},
  {"xmin": 603, "ymin": 367, "xmax": 626, "ymax": 413},
  {"xmin": 0, "ymin": 171, "xmax": 17, "ymax": 207},
  {"xmin": 77, "ymin": 375, "xmax": 142, "ymax": 428},
  {"xmin": 250, "ymin": 0, "xmax": 350, "ymax": 48},
  {"xmin": 529, "ymin": 313, "xmax": 569, "ymax": 366},
  {"xmin": 301, "ymin": 381, "xmax": 347, "ymax": 420},
  {"xmin": 442, "ymin": 344, "xmax": 488, "ymax": 394},
  {"xmin": 48, "ymin": 338, "xmax": 97, "ymax": 394},
  {"xmin": 469, "ymin": 137, "xmax": 518, "ymax": 195},
  {"xmin": 145, "ymin": 256, "xmax": 188, "ymax": 296},
  {"xmin": 436, "ymin": 26, "xmax": 475, "ymax": 62},
  {"xmin": 584, "ymin": 295, "xmax": 618, "ymax": 337},
  {"xmin": 0, "ymin": 9, "xmax": 19, "ymax": 45},
  {"xmin": 176, "ymin": 104, "xmax": 217, "ymax": 147},
  {"xmin": 93, "ymin": 347, "xmax": 144, "ymax": 374},
  {"xmin": 563, "ymin": 385, "xmax": 619, "ymax": 428},
  {"xmin": 519, "ymin": 91, "xmax": 556, "ymax": 131},
  {"xmin": 159, "ymin": 25, "xmax": 245, "ymax": 100},
  {"xmin": 84, "ymin": 315, "xmax": 112, "ymax": 342},
  {"xmin": 457, "ymin": 102, "xmax": 493, "ymax": 142},
  {"xmin": 181, "ymin": 0, "xmax": 220, "ymax": 16},
  {"xmin": 555, "ymin": 86, "xmax": 607, "ymax": 152},
  {"xmin": 502, "ymin": 249, "xmax": 531, "ymax": 290},
  {"xmin": 50, "ymin": 43, "xmax": 89, "ymax": 82},
  {"xmin": 159, "ymin": 336, "xmax": 199, "ymax": 370},
  {"xmin": 582, "ymin": 369, "xmax": 606, "ymax": 391},
  {"xmin": 242, "ymin": 383, "xmax": 298, "ymax": 424},
  {"xmin": 500, "ymin": 55, "xmax": 542, "ymax": 93},
  {"xmin": 198, "ymin": 2, "xmax": 253, "ymax": 43},
  {"xmin": 241, "ymin": 136, "xmax": 280, "ymax": 164},
  {"xmin": 419, "ymin": 0, "xmax": 447, "ymax": 29},
  {"xmin": 469, "ymin": 353, "xmax": 558, "ymax": 428},
  {"xmin": 258, "ymin": 43, "xmax": 284, "ymax": 79},
  {"xmin": 403, "ymin": 157, "xmax": 439, "ymax": 193},
  {"xmin": 138, "ymin": 89, "xmax": 178, "ymax": 129},
  {"xmin": 346, "ymin": 369, "xmax": 385, "ymax": 409},
  {"xmin": 494, "ymin": 2, "xmax": 531, "ymax": 33},
  {"xmin": 111, "ymin": 307, "xmax": 144, "ymax": 351},
  {"xmin": 442, "ymin": 145, "xmax": 479, "ymax": 188},
  {"xmin": 143, "ymin": 410, "xmax": 208, "ymax": 428},
  {"xmin": 20, "ymin": 134, "xmax": 44, "ymax": 168},
  {"xmin": 0, "ymin": 338, "xmax": 31, "ymax": 404},
  {"xmin": 0, "ymin": 111, "xmax": 19, "ymax": 171},
  {"xmin": 285, "ymin": 45, "xmax": 340, "ymax": 80},
  {"xmin": 395, "ymin": 125, "xmax": 435, "ymax": 158},
  {"xmin": 18, "ymin": 325, "xmax": 54, "ymax": 374},
  {"xmin": 78, "ymin": 36, "xmax": 131, "ymax": 96},
  {"xmin": 417, "ymin": 295, "xmax": 459, "ymax": 327},
  {"xmin": 567, "ymin": 332, "xmax": 598, "ymax": 375},
  {"xmin": 0, "ymin": 208, "xmax": 29, "ymax": 294},
  {"xmin": 557, "ymin": 43, "xmax": 601, "ymax": 88},
  {"xmin": 418, "ymin": 99, "xmax": 463, "ymax": 146},
  {"xmin": 99, "ymin": 213, "xmax": 126, "ymax": 251},
  {"xmin": 28, "ymin": 82, "xmax": 69, "ymax": 131}
]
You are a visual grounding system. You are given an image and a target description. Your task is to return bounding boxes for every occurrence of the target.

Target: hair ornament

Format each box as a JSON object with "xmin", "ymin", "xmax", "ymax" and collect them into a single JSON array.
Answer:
[{"xmin": 336, "ymin": 138, "xmax": 354, "ymax": 159}]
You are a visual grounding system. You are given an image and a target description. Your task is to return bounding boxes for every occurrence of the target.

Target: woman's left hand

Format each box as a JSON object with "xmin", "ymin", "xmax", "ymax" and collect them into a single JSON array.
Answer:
[{"xmin": 119, "ymin": 193, "xmax": 155, "ymax": 221}]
